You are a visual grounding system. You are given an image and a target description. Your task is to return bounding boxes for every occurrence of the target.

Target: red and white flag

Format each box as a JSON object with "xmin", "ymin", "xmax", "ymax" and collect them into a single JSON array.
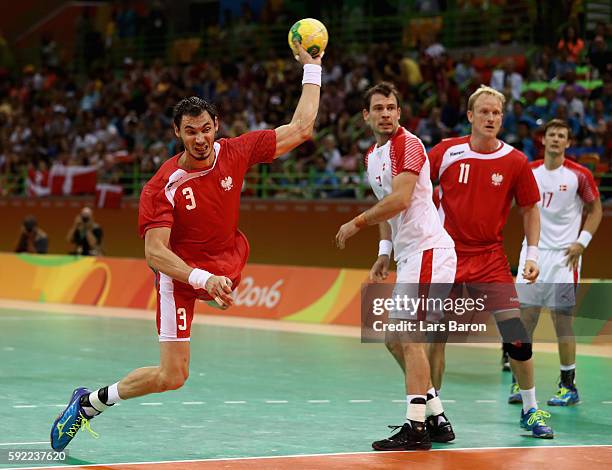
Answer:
[
  {"xmin": 49, "ymin": 164, "xmax": 97, "ymax": 195},
  {"xmin": 26, "ymin": 168, "xmax": 51, "ymax": 196},
  {"xmin": 95, "ymin": 183, "xmax": 123, "ymax": 209}
]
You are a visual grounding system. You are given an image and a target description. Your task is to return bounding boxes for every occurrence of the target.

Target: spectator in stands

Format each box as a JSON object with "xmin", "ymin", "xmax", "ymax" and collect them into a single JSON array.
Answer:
[
  {"xmin": 321, "ymin": 134, "xmax": 342, "ymax": 172},
  {"xmin": 67, "ymin": 206, "xmax": 103, "ymax": 256},
  {"xmin": 557, "ymin": 25, "xmax": 584, "ymax": 63},
  {"xmin": 587, "ymin": 34, "xmax": 610, "ymax": 78},
  {"xmin": 502, "ymin": 101, "xmax": 536, "ymax": 144},
  {"xmin": 490, "ymin": 58, "xmax": 523, "ymax": 101},
  {"xmin": 415, "ymin": 106, "xmax": 449, "ymax": 147},
  {"xmin": 559, "ymin": 85, "xmax": 585, "ymax": 123},
  {"xmin": 515, "ymin": 121, "xmax": 537, "ymax": 161},
  {"xmin": 15, "ymin": 216, "xmax": 48, "ymax": 254},
  {"xmin": 454, "ymin": 52, "xmax": 477, "ymax": 90}
]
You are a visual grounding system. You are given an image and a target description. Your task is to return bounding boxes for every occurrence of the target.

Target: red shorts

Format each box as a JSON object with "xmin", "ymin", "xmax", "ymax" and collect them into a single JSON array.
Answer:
[
  {"xmin": 157, "ymin": 232, "xmax": 249, "ymax": 341},
  {"xmin": 156, "ymin": 272, "xmax": 242, "ymax": 341},
  {"xmin": 454, "ymin": 247, "xmax": 519, "ymax": 311}
]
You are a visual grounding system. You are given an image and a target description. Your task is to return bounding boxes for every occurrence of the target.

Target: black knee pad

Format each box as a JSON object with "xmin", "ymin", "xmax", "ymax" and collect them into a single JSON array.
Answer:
[
  {"xmin": 503, "ymin": 341, "xmax": 532, "ymax": 361},
  {"xmin": 498, "ymin": 317, "xmax": 530, "ymax": 344}
]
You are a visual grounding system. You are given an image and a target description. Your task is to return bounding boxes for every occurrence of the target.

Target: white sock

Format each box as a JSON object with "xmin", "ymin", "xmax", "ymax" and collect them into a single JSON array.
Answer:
[
  {"xmin": 426, "ymin": 387, "xmax": 444, "ymax": 418},
  {"xmin": 406, "ymin": 395, "xmax": 426, "ymax": 423},
  {"xmin": 560, "ymin": 363, "xmax": 576, "ymax": 371},
  {"xmin": 107, "ymin": 382, "xmax": 122, "ymax": 404},
  {"xmin": 520, "ymin": 387, "xmax": 537, "ymax": 413}
]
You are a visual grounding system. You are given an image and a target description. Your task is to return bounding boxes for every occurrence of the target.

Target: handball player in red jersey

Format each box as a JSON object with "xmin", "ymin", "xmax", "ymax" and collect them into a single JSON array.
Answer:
[
  {"xmin": 51, "ymin": 44, "xmax": 323, "ymax": 451},
  {"xmin": 427, "ymin": 85, "xmax": 554, "ymax": 438}
]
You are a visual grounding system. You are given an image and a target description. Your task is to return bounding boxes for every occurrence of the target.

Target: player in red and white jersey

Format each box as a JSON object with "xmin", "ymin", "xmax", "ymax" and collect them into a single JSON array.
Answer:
[
  {"xmin": 50, "ymin": 45, "xmax": 323, "ymax": 451},
  {"xmin": 336, "ymin": 82, "xmax": 456, "ymax": 451},
  {"xmin": 516, "ymin": 119, "xmax": 602, "ymax": 407},
  {"xmin": 428, "ymin": 85, "xmax": 554, "ymax": 438}
]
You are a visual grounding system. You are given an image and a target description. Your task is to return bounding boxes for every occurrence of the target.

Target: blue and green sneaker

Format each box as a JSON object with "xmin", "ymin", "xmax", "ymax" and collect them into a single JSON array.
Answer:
[
  {"xmin": 547, "ymin": 383, "xmax": 580, "ymax": 406},
  {"xmin": 508, "ymin": 382, "xmax": 522, "ymax": 404},
  {"xmin": 520, "ymin": 408, "xmax": 554, "ymax": 439},
  {"xmin": 50, "ymin": 388, "xmax": 98, "ymax": 451}
]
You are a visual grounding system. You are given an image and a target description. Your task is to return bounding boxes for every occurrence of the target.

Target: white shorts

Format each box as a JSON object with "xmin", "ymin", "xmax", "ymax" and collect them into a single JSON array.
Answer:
[
  {"xmin": 389, "ymin": 247, "xmax": 457, "ymax": 320},
  {"xmin": 516, "ymin": 246, "xmax": 580, "ymax": 309}
]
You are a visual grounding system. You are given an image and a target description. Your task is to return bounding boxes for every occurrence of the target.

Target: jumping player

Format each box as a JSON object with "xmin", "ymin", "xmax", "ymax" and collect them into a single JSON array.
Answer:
[{"xmin": 50, "ymin": 45, "xmax": 323, "ymax": 451}]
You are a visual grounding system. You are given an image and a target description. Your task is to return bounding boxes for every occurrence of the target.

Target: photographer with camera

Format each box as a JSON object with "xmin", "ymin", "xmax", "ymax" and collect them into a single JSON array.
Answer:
[
  {"xmin": 67, "ymin": 207, "xmax": 103, "ymax": 256},
  {"xmin": 15, "ymin": 216, "xmax": 49, "ymax": 254}
]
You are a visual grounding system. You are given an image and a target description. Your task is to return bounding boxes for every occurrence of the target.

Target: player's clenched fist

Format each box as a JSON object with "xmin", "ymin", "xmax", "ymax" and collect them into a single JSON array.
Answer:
[
  {"xmin": 522, "ymin": 260, "xmax": 539, "ymax": 284},
  {"xmin": 205, "ymin": 275, "xmax": 234, "ymax": 309}
]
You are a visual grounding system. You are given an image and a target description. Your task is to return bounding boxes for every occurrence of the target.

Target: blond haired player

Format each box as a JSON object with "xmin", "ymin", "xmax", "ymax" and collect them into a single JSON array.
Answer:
[{"xmin": 428, "ymin": 85, "xmax": 554, "ymax": 438}]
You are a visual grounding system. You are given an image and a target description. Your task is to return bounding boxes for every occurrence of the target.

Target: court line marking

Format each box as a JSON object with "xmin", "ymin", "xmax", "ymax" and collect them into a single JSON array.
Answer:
[
  {"xmin": 15, "ymin": 397, "xmax": 608, "ymax": 409},
  {"xmin": 0, "ymin": 442, "xmax": 49, "ymax": 446},
  {"xmin": 7, "ymin": 445, "xmax": 612, "ymax": 470}
]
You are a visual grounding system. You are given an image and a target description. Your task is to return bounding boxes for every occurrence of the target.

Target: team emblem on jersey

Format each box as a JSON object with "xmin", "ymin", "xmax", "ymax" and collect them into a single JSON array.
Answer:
[
  {"xmin": 491, "ymin": 173, "xmax": 504, "ymax": 186},
  {"xmin": 220, "ymin": 176, "xmax": 233, "ymax": 191}
]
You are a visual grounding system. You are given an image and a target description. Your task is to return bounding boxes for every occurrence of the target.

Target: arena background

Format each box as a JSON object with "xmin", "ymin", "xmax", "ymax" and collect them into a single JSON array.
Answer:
[{"xmin": 0, "ymin": 1, "xmax": 610, "ymax": 469}]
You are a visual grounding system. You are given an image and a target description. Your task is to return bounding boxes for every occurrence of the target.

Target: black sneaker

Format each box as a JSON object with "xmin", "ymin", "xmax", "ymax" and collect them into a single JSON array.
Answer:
[
  {"xmin": 426, "ymin": 413, "xmax": 455, "ymax": 443},
  {"xmin": 501, "ymin": 349, "xmax": 511, "ymax": 372},
  {"xmin": 372, "ymin": 421, "xmax": 432, "ymax": 451}
]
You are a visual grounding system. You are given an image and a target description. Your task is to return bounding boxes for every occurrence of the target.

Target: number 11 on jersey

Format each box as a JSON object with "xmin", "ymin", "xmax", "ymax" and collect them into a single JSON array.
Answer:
[{"xmin": 458, "ymin": 162, "xmax": 470, "ymax": 184}]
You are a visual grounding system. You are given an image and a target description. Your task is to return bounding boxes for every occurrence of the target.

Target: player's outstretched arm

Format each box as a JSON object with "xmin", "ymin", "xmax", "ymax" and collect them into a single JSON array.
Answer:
[
  {"xmin": 273, "ymin": 44, "xmax": 322, "ymax": 158},
  {"xmin": 145, "ymin": 227, "xmax": 233, "ymax": 308},
  {"xmin": 520, "ymin": 204, "xmax": 540, "ymax": 283},
  {"xmin": 335, "ymin": 172, "xmax": 417, "ymax": 249},
  {"xmin": 565, "ymin": 198, "xmax": 602, "ymax": 269}
]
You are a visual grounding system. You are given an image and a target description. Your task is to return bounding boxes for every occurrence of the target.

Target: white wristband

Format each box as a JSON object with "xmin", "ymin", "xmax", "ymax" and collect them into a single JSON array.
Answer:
[
  {"xmin": 302, "ymin": 64, "xmax": 322, "ymax": 87},
  {"xmin": 576, "ymin": 230, "xmax": 592, "ymax": 248},
  {"xmin": 525, "ymin": 245, "xmax": 539, "ymax": 263},
  {"xmin": 378, "ymin": 240, "xmax": 393, "ymax": 257},
  {"xmin": 188, "ymin": 268, "xmax": 213, "ymax": 290}
]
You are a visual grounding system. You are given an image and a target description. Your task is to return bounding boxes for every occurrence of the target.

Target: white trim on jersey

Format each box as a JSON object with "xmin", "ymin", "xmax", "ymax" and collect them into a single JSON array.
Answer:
[
  {"xmin": 164, "ymin": 142, "xmax": 222, "ymax": 206},
  {"xmin": 438, "ymin": 141, "xmax": 514, "ymax": 179},
  {"xmin": 158, "ymin": 272, "xmax": 189, "ymax": 341}
]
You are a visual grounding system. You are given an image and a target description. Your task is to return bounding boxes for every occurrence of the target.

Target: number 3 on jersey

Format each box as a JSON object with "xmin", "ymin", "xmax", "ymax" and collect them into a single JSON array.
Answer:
[
  {"xmin": 182, "ymin": 187, "xmax": 196, "ymax": 210},
  {"xmin": 458, "ymin": 163, "xmax": 470, "ymax": 184}
]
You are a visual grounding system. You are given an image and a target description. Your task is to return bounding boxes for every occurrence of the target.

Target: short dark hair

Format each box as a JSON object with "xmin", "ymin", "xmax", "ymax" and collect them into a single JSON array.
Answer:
[
  {"xmin": 543, "ymin": 118, "xmax": 572, "ymax": 139},
  {"xmin": 363, "ymin": 82, "xmax": 401, "ymax": 110},
  {"xmin": 173, "ymin": 96, "xmax": 218, "ymax": 128}
]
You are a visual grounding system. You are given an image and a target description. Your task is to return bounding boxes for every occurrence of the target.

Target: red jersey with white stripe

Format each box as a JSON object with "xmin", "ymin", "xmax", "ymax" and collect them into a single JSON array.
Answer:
[
  {"xmin": 429, "ymin": 136, "xmax": 540, "ymax": 255},
  {"xmin": 138, "ymin": 130, "xmax": 276, "ymax": 278},
  {"xmin": 365, "ymin": 126, "xmax": 454, "ymax": 261},
  {"xmin": 528, "ymin": 158, "xmax": 599, "ymax": 250}
]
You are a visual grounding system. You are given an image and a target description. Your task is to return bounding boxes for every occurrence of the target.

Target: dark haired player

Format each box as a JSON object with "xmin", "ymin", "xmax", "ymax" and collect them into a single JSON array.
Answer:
[{"xmin": 51, "ymin": 45, "xmax": 323, "ymax": 451}]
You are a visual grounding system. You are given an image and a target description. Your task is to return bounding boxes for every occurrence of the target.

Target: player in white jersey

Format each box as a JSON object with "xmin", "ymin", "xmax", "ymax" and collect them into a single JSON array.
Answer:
[
  {"xmin": 335, "ymin": 82, "xmax": 456, "ymax": 451},
  {"xmin": 513, "ymin": 119, "xmax": 602, "ymax": 406}
]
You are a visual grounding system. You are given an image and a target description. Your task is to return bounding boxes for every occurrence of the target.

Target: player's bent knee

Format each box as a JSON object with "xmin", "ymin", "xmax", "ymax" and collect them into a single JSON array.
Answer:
[
  {"xmin": 157, "ymin": 369, "xmax": 189, "ymax": 391},
  {"xmin": 503, "ymin": 341, "xmax": 532, "ymax": 361}
]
